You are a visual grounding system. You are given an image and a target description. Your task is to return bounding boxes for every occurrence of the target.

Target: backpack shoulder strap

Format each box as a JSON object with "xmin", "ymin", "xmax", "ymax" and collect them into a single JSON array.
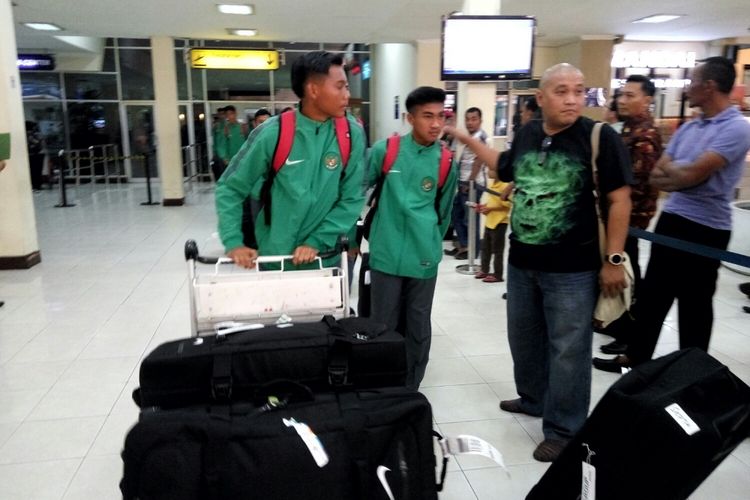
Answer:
[
  {"xmin": 272, "ymin": 110, "xmax": 296, "ymax": 172},
  {"xmin": 334, "ymin": 116, "xmax": 352, "ymax": 168},
  {"xmin": 382, "ymin": 133, "xmax": 400, "ymax": 175},
  {"xmin": 263, "ymin": 110, "xmax": 296, "ymax": 226},
  {"xmin": 362, "ymin": 135, "xmax": 399, "ymax": 241},
  {"xmin": 437, "ymin": 143, "xmax": 453, "ymax": 188}
]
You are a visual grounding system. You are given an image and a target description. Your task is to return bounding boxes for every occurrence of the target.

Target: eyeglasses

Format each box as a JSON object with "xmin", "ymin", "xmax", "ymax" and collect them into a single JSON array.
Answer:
[{"xmin": 537, "ymin": 136, "xmax": 553, "ymax": 165}]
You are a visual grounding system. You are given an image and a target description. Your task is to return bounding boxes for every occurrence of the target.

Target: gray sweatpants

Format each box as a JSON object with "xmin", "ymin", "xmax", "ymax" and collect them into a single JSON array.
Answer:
[{"xmin": 370, "ymin": 270, "xmax": 438, "ymax": 390}]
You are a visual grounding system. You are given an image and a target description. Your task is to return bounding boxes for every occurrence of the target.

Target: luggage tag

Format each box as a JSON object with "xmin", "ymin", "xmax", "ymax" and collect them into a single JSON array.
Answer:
[
  {"xmin": 283, "ymin": 418, "xmax": 329, "ymax": 467},
  {"xmin": 664, "ymin": 403, "xmax": 700, "ymax": 436},
  {"xmin": 581, "ymin": 443, "xmax": 596, "ymax": 500},
  {"xmin": 214, "ymin": 321, "xmax": 265, "ymax": 336},
  {"xmin": 439, "ymin": 435, "xmax": 509, "ymax": 475}
]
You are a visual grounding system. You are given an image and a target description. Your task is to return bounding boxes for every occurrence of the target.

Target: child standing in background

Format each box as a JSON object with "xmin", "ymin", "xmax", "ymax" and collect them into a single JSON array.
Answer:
[{"xmin": 474, "ymin": 167, "xmax": 511, "ymax": 283}]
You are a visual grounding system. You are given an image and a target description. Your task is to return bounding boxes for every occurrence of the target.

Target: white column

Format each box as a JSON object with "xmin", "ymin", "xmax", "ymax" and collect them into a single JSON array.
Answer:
[
  {"xmin": 456, "ymin": 0, "xmax": 501, "ymax": 142},
  {"xmin": 0, "ymin": 0, "xmax": 41, "ymax": 268},
  {"xmin": 151, "ymin": 36, "xmax": 184, "ymax": 205},
  {"xmin": 372, "ymin": 43, "xmax": 417, "ymax": 141}
]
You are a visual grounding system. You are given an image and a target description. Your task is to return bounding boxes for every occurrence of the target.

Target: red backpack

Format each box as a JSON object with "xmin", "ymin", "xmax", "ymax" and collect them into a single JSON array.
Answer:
[
  {"xmin": 362, "ymin": 134, "xmax": 453, "ymax": 239},
  {"xmin": 260, "ymin": 110, "xmax": 352, "ymax": 225}
]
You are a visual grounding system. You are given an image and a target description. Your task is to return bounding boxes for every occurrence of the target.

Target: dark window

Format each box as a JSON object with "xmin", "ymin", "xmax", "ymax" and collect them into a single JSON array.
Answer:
[
  {"xmin": 64, "ymin": 73, "xmax": 118, "ymax": 100},
  {"xmin": 21, "ymin": 73, "xmax": 62, "ymax": 99},
  {"xmin": 117, "ymin": 38, "xmax": 151, "ymax": 47},
  {"xmin": 119, "ymin": 49, "xmax": 154, "ymax": 100}
]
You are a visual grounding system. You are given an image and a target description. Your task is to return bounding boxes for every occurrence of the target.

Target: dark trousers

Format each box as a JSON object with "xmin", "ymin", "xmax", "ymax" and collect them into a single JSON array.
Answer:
[
  {"xmin": 607, "ymin": 233, "xmax": 642, "ymax": 343},
  {"xmin": 627, "ymin": 212, "xmax": 731, "ymax": 364},
  {"xmin": 451, "ymin": 185, "xmax": 481, "ymax": 251},
  {"xmin": 480, "ymin": 223, "xmax": 507, "ymax": 278},
  {"xmin": 370, "ymin": 270, "xmax": 437, "ymax": 390},
  {"xmin": 29, "ymin": 154, "xmax": 44, "ymax": 190}
]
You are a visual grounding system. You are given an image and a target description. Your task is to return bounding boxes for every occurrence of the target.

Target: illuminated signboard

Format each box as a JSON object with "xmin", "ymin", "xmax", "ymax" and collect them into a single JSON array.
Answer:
[
  {"xmin": 190, "ymin": 49, "xmax": 280, "ymax": 70},
  {"xmin": 17, "ymin": 54, "xmax": 55, "ymax": 71},
  {"xmin": 611, "ymin": 78, "xmax": 692, "ymax": 89},
  {"xmin": 611, "ymin": 50, "xmax": 697, "ymax": 69}
]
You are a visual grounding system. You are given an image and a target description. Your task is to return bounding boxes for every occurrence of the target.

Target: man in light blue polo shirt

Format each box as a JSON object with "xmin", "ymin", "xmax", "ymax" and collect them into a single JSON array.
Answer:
[{"xmin": 594, "ymin": 56, "xmax": 750, "ymax": 372}]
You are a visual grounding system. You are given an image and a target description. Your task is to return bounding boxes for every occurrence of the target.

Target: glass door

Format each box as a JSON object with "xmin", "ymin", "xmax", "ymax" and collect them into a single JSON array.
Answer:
[{"xmin": 124, "ymin": 104, "xmax": 157, "ymax": 179}]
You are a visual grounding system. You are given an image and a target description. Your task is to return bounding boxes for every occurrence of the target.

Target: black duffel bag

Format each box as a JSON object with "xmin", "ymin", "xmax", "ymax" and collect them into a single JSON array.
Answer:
[
  {"xmin": 121, "ymin": 386, "xmax": 445, "ymax": 500},
  {"xmin": 134, "ymin": 315, "xmax": 406, "ymax": 409},
  {"xmin": 527, "ymin": 348, "xmax": 750, "ymax": 500}
]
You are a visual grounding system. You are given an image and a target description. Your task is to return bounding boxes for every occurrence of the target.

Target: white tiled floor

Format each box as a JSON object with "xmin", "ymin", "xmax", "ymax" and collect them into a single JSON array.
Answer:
[{"xmin": 0, "ymin": 183, "xmax": 749, "ymax": 499}]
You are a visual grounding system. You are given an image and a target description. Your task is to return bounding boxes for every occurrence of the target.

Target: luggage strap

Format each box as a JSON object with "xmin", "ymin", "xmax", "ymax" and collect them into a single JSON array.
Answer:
[
  {"xmin": 323, "ymin": 315, "xmax": 358, "ymax": 387},
  {"xmin": 339, "ymin": 392, "xmax": 369, "ymax": 498},
  {"xmin": 211, "ymin": 353, "xmax": 233, "ymax": 401}
]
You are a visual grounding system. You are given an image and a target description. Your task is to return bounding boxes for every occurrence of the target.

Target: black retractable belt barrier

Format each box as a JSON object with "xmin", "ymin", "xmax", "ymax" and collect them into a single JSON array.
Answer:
[
  {"xmin": 54, "ymin": 150, "xmax": 75, "ymax": 208},
  {"xmin": 629, "ymin": 227, "xmax": 750, "ymax": 269},
  {"xmin": 140, "ymin": 149, "xmax": 159, "ymax": 206}
]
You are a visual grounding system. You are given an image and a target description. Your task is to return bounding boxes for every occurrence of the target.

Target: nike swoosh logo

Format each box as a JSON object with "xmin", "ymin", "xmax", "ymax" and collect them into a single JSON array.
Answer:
[
  {"xmin": 285, "ymin": 159, "xmax": 304, "ymax": 166},
  {"xmin": 376, "ymin": 466, "xmax": 395, "ymax": 500}
]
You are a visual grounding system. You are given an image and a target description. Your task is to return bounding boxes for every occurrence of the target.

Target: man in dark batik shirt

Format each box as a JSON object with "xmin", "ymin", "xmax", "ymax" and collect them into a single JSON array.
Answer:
[{"xmin": 597, "ymin": 75, "xmax": 662, "ymax": 354}]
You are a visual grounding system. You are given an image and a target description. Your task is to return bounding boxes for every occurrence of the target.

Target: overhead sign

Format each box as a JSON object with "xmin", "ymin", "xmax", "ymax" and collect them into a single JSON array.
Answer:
[
  {"xmin": 612, "ymin": 78, "xmax": 692, "ymax": 89},
  {"xmin": 611, "ymin": 50, "xmax": 697, "ymax": 69},
  {"xmin": 190, "ymin": 49, "xmax": 279, "ymax": 70},
  {"xmin": 17, "ymin": 54, "xmax": 55, "ymax": 71}
]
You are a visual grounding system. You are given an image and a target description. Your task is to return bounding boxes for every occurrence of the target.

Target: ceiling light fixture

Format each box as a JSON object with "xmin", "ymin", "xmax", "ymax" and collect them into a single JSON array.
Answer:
[
  {"xmin": 632, "ymin": 14, "xmax": 683, "ymax": 24},
  {"xmin": 24, "ymin": 22, "xmax": 63, "ymax": 31},
  {"xmin": 227, "ymin": 28, "xmax": 258, "ymax": 37},
  {"xmin": 217, "ymin": 4, "xmax": 254, "ymax": 15}
]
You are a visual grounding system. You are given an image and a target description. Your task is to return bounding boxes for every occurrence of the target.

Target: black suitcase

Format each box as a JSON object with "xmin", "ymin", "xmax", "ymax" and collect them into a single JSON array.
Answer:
[
  {"xmin": 121, "ymin": 387, "xmax": 444, "ymax": 500},
  {"xmin": 358, "ymin": 252, "xmax": 372, "ymax": 318},
  {"xmin": 134, "ymin": 315, "xmax": 406, "ymax": 409},
  {"xmin": 527, "ymin": 348, "xmax": 750, "ymax": 500}
]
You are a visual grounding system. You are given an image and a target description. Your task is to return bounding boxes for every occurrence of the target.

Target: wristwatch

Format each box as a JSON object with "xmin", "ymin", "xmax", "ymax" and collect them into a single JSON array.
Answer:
[{"xmin": 606, "ymin": 253, "xmax": 625, "ymax": 266}]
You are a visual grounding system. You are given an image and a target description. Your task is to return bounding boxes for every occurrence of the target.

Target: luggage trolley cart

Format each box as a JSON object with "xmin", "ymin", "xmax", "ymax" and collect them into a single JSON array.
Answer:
[{"xmin": 184, "ymin": 239, "xmax": 350, "ymax": 337}]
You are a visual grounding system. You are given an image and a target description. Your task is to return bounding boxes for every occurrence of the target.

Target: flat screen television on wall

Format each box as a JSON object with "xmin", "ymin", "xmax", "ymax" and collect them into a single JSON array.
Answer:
[{"xmin": 441, "ymin": 15, "xmax": 536, "ymax": 81}]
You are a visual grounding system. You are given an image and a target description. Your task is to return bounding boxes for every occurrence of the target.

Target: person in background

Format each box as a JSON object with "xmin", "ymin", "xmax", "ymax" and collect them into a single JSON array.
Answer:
[
  {"xmin": 211, "ymin": 107, "xmax": 227, "ymax": 180},
  {"xmin": 447, "ymin": 107, "xmax": 488, "ymax": 260},
  {"xmin": 441, "ymin": 109, "xmax": 458, "ymax": 152},
  {"xmin": 25, "ymin": 121, "xmax": 45, "ymax": 192},
  {"xmin": 593, "ymin": 56, "xmax": 750, "ymax": 373},
  {"xmin": 520, "ymin": 97, "xmax": 541, "ymax": 127},
  {"xmin": 215, "ymin": 51, "xmax": 366, "ymax": 269},
  {"xmin": 252, "ymin": 108, "xmax": 272, "ymax": 129},
  {"xmin": 603, "ymin": 90, "xmax": 624, "ymax": 133},
  {"xmin": 596, "ymin": 75, "xmax": 663, "ymax": 355},
  {"xmin": 216, "ymin": 105, "xmax": 248, "ymax": 168},
  {"xmin": 474, "ymin": 165, "xmax": 511, "ymax": 283},
  {"xmin": 367, "ymin": 86, "xmax": 458, "ymax": 390},
  {"xmin": 447, "ymin": 63, "xmax": 632, "ymax": 462}
]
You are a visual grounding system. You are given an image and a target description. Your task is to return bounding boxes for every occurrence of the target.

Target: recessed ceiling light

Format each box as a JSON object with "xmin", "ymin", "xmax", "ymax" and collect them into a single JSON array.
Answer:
[
  {"xmin": 24, "ymin": 22, "xmax": 63, "ymax": 31},
  {"xmin": 632, "ymin": 14, "xmax": 682, "ymax": 24},
  {"xmin": 217, "ymin": 4, "xmax": 253, "ymax": 15},
  {"xmin": 227, "ymin": 28, "xmax": 258, "ymax": 37}
]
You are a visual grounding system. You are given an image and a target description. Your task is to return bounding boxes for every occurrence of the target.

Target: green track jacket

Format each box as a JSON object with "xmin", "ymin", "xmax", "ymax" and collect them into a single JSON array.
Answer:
[
  {"xmin": 216, "ymin": 121, "xmax": 247, "ymax": 163},
  {"xmin": 366, "ymin": 133, "xmax": 458, "ymax": 279},
  {"xmin": 215, "ymin": 111, "xmax": 366, "ymax": 259}
]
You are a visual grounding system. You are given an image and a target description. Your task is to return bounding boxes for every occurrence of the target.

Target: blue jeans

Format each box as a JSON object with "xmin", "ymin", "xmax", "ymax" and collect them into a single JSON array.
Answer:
[{"xmin": 506, "ymin": 263, "xmax": 598, "ymax": 441}]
